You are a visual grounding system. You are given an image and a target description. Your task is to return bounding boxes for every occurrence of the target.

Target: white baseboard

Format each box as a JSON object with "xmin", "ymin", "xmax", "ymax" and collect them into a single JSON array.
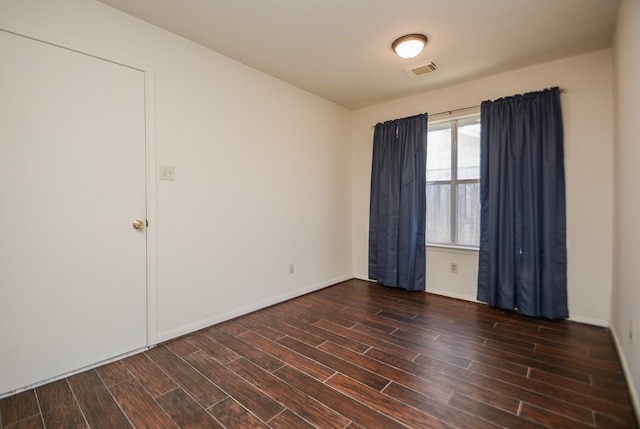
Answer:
[
  {"xmin": 427, "ymin": 291, "xmax": 610, "ymax": 327},
  {"xmin": 566, "ymin": 314, "xmax": 609, "ymax": 327},
  {"xmin": 610, "ymin": 323, "xmax": 640, "ymax": 421},
  {"xmin": 0, "ymin": 347, "xmax": 149, "ymax": 400},
  {"xmin": 1, "ymin": 274, "xmax": 355, "ymax": 399},
  {"xmin": 156, "ymin": 274, "xmax": 353, "ymax": 343},
  {"xmin": 358, "ymin": 275, "xmax": 612, "ymax": 327},
  {"xmin": 162, "ymin": 274, "xmax": 639, "ymax": 422},
  {"xmin": 426, "ymin": 288, "xmax": 479, "ymax": 303}
]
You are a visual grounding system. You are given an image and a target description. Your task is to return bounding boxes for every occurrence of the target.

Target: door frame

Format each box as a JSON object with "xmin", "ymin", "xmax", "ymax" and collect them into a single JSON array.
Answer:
[{"xmin": 0, "ymin": 24, "xmax": 159, "ymax": 350}]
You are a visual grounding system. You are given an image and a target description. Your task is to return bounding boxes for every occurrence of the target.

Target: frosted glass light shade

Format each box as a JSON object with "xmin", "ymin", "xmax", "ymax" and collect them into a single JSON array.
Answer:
[{"xmin": 392, "ymin": 34, "xmax": 428, "ymax": 59}]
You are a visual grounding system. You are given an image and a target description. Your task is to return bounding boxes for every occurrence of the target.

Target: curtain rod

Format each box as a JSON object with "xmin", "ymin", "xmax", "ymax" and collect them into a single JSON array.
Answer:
[
  {"xmin": 372, "ymin": 88, "xmax": 565, "ymax": 127},
  {"xmin": 429, "ymin": 104, "xmax": 480, "ymax": 118},
  {"xmin": 371, "ymin": 106, "xmax": 477, "ymax": 128},
  {"xmin": 430, "ymin": 88, "xmax": 565, "ymax": 118}
]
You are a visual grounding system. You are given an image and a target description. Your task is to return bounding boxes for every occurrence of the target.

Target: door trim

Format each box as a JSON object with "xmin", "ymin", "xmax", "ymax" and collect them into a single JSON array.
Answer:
[{"xmin": 143, "ymin": 66, "xmax": 159, "ymax": 347}]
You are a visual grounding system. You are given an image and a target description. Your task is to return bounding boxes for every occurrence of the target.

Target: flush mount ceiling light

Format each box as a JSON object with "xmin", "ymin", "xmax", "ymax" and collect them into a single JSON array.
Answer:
[{"xmin": 392, "ymin": 33, "xmax": 428, "ymax": 59}]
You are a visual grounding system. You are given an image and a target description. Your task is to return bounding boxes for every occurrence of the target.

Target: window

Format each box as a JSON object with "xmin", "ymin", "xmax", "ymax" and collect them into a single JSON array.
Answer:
[{"xmin": 426, "ymin": 116, "xmax": 480, "ymax": 248}]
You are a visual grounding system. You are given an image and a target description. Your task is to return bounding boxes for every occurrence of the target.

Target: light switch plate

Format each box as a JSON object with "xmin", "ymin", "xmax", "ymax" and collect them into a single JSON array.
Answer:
[{"xmin": 159, "ymin": 165, "xmax": 175, "ymax": 181}]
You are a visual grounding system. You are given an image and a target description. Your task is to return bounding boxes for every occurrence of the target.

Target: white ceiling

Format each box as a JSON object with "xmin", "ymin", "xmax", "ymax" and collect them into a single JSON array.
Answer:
[{"xmin": 97, "ymin": 0, "xmax": 620, "ymax": 110}]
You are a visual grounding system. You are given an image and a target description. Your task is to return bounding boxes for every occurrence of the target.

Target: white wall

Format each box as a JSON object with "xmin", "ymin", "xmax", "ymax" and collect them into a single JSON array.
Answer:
[
  {"xmin": 1, "ymin": 0, "xmax": 629, "ymax": 401},
  {"xmin": 352, "ymin": 49, "xmax": 614, "ymax": 326},
  {"xmin": 0, "ymin": 0, "xmax": 352, "ymax": 345},
  {"xmin": 612, "ymin": 0, "xmax": 640, "ymax": 414}
]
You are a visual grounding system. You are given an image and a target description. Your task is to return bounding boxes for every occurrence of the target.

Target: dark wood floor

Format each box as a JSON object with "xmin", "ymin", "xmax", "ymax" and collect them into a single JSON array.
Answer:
[{"xmin": 1, "ymin": 279, "xmax": 638, "ymax": 429}]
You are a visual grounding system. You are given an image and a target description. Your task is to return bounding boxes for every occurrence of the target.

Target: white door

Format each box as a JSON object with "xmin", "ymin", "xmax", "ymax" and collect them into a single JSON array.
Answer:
[{"xmin": 0, "ymin": 30, "xmax": 147, "ymax": 395}]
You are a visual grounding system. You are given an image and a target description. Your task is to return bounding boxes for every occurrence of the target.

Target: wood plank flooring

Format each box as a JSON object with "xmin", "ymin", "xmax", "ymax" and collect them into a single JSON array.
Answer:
[{"xmin": 1, "ymin": 279, "xmax": 637, "ymax": 428}]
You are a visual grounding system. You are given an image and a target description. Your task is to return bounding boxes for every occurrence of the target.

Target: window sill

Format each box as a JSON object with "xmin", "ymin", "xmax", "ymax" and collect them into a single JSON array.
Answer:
[{"xmin": 426, "ymin": 244, "xmax": 479, "ymax": 255}]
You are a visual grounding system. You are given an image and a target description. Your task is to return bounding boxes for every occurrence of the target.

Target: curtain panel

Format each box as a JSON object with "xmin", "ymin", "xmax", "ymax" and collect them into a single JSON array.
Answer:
[
  {"xmin": 368, "ymin": 114, "xmax": 427, "ymax": 292},
  {"xmin": 477, "ymin": 87, "xmax": 568, "ymax": 319}
]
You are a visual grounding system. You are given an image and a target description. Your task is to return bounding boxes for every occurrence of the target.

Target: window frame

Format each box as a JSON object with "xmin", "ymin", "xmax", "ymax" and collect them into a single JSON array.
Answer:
[{"xmin": 426, "ymin": 112, "xmax": 480, "ymax": 250}]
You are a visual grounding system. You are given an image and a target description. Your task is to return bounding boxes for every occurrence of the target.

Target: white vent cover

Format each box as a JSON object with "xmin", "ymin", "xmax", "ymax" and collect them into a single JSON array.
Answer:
[{"xmin": 405, "ymin": 60, "xmax": 438, "ymax": 77}]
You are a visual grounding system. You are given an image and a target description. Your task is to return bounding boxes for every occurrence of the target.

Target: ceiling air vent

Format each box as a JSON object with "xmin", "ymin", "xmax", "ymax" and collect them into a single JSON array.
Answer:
[{"xmin": 405, "ymin": 60, "xmax": 438, "ymax": 77}]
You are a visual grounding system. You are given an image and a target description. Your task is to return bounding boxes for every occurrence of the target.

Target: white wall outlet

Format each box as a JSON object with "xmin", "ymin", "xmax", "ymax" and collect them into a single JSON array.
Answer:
[
  {"xmin": 450, "ymin": 262, "xmax": 458, "ymax": 274},
  {"xmin": 159, "ymin": 165, "xmax": 175, "ymax": 181},
  {"xmin": 289, "ymin": 263, "xmax": 295, "ymax": 274}
]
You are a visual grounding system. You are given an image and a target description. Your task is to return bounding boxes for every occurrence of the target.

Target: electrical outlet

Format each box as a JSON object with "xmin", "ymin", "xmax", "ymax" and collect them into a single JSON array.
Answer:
[
  {"xmin": 630, "ymin": 320, "xmax": 635, "ymax": 343},
  {"xmin": 450, "ymin": 262, "xmax": 458, "ymax": 274},
  {"xmin": 289, "ymin": 263, "xmax": 295, "ymax": 274}
]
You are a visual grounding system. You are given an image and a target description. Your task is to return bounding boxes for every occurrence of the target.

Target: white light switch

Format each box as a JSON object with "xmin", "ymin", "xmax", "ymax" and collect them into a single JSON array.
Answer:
[{"xmin": 159, "ymin": 165, "xmax": 175, "ymax": 181}]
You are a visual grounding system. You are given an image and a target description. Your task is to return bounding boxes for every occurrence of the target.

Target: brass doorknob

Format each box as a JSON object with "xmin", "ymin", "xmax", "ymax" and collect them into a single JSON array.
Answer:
[{"xmin": 132, "ymin": 219, "xmax": 145, "ymax": 230}]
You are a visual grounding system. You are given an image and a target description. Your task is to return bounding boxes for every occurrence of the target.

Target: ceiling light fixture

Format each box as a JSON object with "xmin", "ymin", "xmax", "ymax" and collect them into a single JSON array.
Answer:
[{"xmin": 392, "ymin": 34, "xmax": 428, "ymax": 59}]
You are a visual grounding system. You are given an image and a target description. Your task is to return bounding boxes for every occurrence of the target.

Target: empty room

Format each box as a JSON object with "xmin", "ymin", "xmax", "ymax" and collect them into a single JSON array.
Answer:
[{"xmin": 1, "ymin": 0, "xmax": 638, "ymax": 428}]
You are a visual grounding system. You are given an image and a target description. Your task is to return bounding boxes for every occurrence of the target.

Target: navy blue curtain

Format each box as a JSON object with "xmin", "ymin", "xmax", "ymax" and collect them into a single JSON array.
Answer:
[
  {"xmin": 369, "ymin": 114, "xmax": 427, "ymax": 291},
  {"xmin": 477, "ymin": 87, "xmax": 568, "ymax": 319}
]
